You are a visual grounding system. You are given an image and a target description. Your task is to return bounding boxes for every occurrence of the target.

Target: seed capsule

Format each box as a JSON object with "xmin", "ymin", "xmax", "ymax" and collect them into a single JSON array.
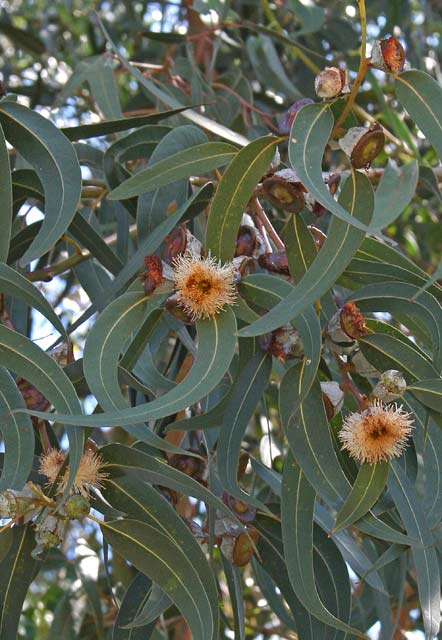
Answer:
[
  {"xmin": 339, "ymin": 124, "xmax": 385, "ymax": 169},
  {"xmin": 232, "ymin": 529, "xmax": 259, "ymax": 567},
  {"xmin": 279, "ymin": 98, "xmax": 314, "ymax": 134},
  {"xmin": 261, "ymin": 169, "xmax": 307, "ymax": 213},
  {"xmin": 223, "ymin": 493, "xmax": 256, "ymax": 524},
  {"xmin": 63, "ymin": 495, "xmax": 90, "ymax": 519},
  {"xmin": 371, "ymin": 37, "xmax": 405, "ymax": 74},
  {"xmin": 314, "ymin": 67, "xmax": 350, "ymax": 99},
  {"xmin": 140, "ymin": 254, "xmax": 163, "ymax": 295},
  {"xmin": 258, "ymin": 251, "xmax": 290, "ymax": 276},
  {"xmin": 235, "ymin": 225, "xmax": 259, "ymax": 257}
]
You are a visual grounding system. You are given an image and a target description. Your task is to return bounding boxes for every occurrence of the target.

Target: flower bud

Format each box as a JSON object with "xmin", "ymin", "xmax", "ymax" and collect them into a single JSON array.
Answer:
[
  {"xmin": 232, "ymin": 530, "xmax": 259, "ymax": 567},
  {"xmin": 373, "ymin": 370, "xmax": 407, "ymax": 402},
  {"xmin": 34, "ymin": 514, "xmax": 65, "ymax": 555},
  {"xmin": 321, "ymin": 381, "xmax": 345, "ymax": 420},
  {"xmin": 258, "ymin": 251, "xmax": 290, "ymax": 276},
  {"xmin": 63, "ymin": 495, "xmax": 90, "ymax": 519},
  {"xmin": 371, "ymin": 37, "xmax": 405, "ymax": 74},
  {"xmin": 279, "ymin": 98, "xmax": 314, "ymax": 134},
  {"xmin": 140, "ymin": 254, "xmax": 163, "ymax": 295},
  {"xmin": 0, "ymin": 491, "xmax": 18, "ymax": 519},
  {"xmin": 235, "ymin": 225, "xmax": 259, "ymax": 257},
  {"xmin": 339, "ymin": 124, "xmax": 385, "ymax": 169},
  {"xmin": 340, "ymin": 302, "xmax": 367, "ymax": 339},
  {"xmin": 165, "ymin": 293, "xmax": 195, "ymax": 325},
  {"xmin": 261, "ymin": 169, "xmax": 307, "ymax": 213},
  {"xmin": 223, "ymin": 493, "xmax": 256, "ymax": 524},
  {"xmin": 315, "ymin": 67, "xmax": 349, "ymax": 99},
  {"xmin": 232, "ymin": 256, "xmax": 257, "ymax": 280},
  {"xmin": 0, "ymin": 487, "xmax": 40, "ymax": 519},
  {"xmin": 164, "ymin": 226, "xmax": 187, "ymax": 263}
]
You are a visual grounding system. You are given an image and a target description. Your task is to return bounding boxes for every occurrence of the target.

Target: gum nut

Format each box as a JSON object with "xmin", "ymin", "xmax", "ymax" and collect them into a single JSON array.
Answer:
[
  {"xmin": 373, "ymin": 369, "xmax": 407, "ymax": 402},
  {"xmin": 321, "ymin": 381, "xmax": 345, "ymax": 416},
  {"xmin": 315, "ymin": 67, "xmax": 347, "ymax": 99}
]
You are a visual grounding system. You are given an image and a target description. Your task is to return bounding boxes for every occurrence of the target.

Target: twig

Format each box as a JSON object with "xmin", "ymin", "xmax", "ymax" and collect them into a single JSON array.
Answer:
[{"xmin": 251, "ymin": 197, "xmax": 285, "ymax": 250}]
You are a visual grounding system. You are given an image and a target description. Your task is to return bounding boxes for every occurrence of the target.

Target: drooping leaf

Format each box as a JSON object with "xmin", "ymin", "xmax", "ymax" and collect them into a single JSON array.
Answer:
[
  {"xmin": 370, "ymin": 159, "xmax": 418, "ymax": 230},
  {"xmin": 395, "ymin": 70, "xmax": 442, "ymax": 162},
  {"xmin": 0, "ymin": 325, "xmax": 83, "ymax": 495},
  {"xmin": 101, "ymin": 519, "xmax": 218, "ymax": 640},
  {"xmin": 238, "ymin": 169, "xmax": 374, "ymax": 337},
  {"xmin": 112, "ymin": 574, "xmax": 156, "ymax": 639},
  {"xmin": 0, "ymin": 263, "xmax": 66, "ymax": 337},
  {"xmin": 205, "ymin": 135, "xmax": 280, "ymax": 261},
  {"xmin": 0, "ymin": 368, "xmax": 34, "ymax": 492},
  {"xmin": 281, "ymin": 453, "xmax": 363, "ymax": 636},
  {"xmin": 0, "ymin": 525, "xmax": 39, "ymax": 640},
  {"xmin": 0, "ymin": 123, "xmax": 12, "ymax": 262},
  {"xmin": 108, "ymin": 142, "xmax": 237, "ymax": 200},
  {"xmin": 388, "ymin": 461, "xmax": 441, "ymax": 638},
  {"xmin": 0, "ymin": 101, "xmax": 82, "ymax": 265},
  {"xmin": 333, "ymin": 462, "xmax": 390, "ymax": 534},
  {"xmin": 28, "ymin": 308, "xmax": 237, "ymax": 428}
]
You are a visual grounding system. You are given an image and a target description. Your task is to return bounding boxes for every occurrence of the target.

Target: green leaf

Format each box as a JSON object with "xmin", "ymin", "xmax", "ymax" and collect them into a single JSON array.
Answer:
[
  {"xmin": 0, "ymin": 124, "xmax": 12, "ymax": 262},
  {"xmin": 0, "ymin": 325, "xmax": 83, "ymax": 495},
  {"xmin": 205, "ymin": 135, "xmax": 279, "ymax": 261},
  {"xmin": 0, "ymin": 525, "xmax": 39, "ymax": 640},
  {"xmin": 333, "ymin": 462, "xmax": 390, "ymax": 534},
  {"xmin": 407, "ymin": 379, "xmax": 442, "ymax": 413},
  {"xmin": 395, "ymin": 70, "xmax": 442, "ymax": 162},
  {"xmin": 0, "ymin": 263, "xmax": 66, "ymax": 337},
  {"xmin": 108, "ymin": 142, "xmax": 237, "ymax": 200},
  {"xmin": 0, "ymin": 368, "xmax": 34, "ymax": 491},
  {"xmin": 101, "ymin": 519, "xmax": 218, "ymax": 640},
  {"xmin": 238, "ymin": 170, "xmax": 374, "ymax": 337},
  {"xmin": 112, "ymin": 574, "xmax": 156, "ymax": 639},
  {"xmin": 141, "ymin": 30, "xmax": 186, "ymax": 44},
  {"xmin": 221, "ymin": 556, "xmax": 245, "ymax": 640},
  {"xmin": 0, "ymin": 101, "xmax": 82, "ymax": 265},
  {"xmin": 281, "ymin": 453, "xmax": 364, "ymax": 636},
  {"xmin": 288, "ymin": 103, "xmax": 370, "ymax": 231},
  {"xmin": 389, "ymin": 461, "xmax": 441, "ymax": 638},
  {"xmin": 217, "ymin": 351, "xmax": 272, "ymax": 509},
  {"xmin": 61, "ymin": 107, "xmax": 190, "ymax": 141},
  {"xmin": 29, "ymin": 308, "xmax": 237, "ymax": 427},
  {"xmin": 370, "ymin": 159, "xmax": 418, "ymax": 230},
  {"xmin": 69, "ymin": 212, "xmax": 123, "ymax": 276}
]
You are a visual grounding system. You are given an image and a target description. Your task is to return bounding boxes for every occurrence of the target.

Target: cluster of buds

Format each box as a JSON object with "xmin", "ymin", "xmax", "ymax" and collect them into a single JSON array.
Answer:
[
  {"xmin": 370, "ymin": 37, "xmax": 405, "ymax": 74},
  {"xmin": 259, "ymin": 325, "xmax": 304, "ymax": 362},
  {"xmin": 327, "ymin": 302, "xmax": 368, "ymax": 355},
  {"xmin": 314, "ymin": 67, "xmax": 350, "ymax": 99},
  {"xmin": 339, "ymin": 123, "xmax": 385, "ymax": 170},
  {"xmin": 261, "ymin": 169, "xmax": 307, "ymax": 214},
  {"xmin": 372, "ymin": 369, "xmax": 407, "ymax": 402}
]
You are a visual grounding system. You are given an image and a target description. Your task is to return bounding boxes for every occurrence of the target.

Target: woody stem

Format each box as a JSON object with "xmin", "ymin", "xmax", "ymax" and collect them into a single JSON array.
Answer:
[
  {"xmin": 332, "ymin": 0, "xmax": 368, "ymax": 136},
  {"xmin": 251, "ymin": 197, "xmax": 285, "ymax": 251}
]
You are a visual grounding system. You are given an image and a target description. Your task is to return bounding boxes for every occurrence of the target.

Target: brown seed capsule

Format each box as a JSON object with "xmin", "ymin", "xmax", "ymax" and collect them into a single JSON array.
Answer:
[
  {"xmin": 259, "ymin": 325, "xmax": 304, "ymax": 362},
  {"xmin": 321, "ymin": 381, "xmax": 345, "ymax": 420},
  {"xmin": 339, "ymin": 124, "xmax": 385, "ymax": 169},
  {"xmin": 16, "ymin": 378, "xmax": 50, "ymax": 412},
  {"xmin": 261, "ymin": 169, "xmax": 307, "ymax": 213},
  {"xmin": 169, "ymin": 450, "xmax": 207, "ymax": 483},
  {"xmin": 371, "ymin": 37, "xmax": 405, "ymax": 74},
  {"xmin": 232, "ymin": 529, "xmax": 259, "ymax": 567},
  {"xmin": 258, "ymin": 251, "xmax": 290, "ymax": 276},
  {"xmin": 340, "ymin": 302, "xmax": 367, "ymax": 339},
  {"xmin": 223, "ymin": 492, "xmax": 257, "ymax": 523},
  {"xmin": 235, "ymin": 225, "xmax": 259, "ymax": 257},
  {"xmin": 164, "ymin": 226, "xmax": 187, "ymax": 264},
  {"xmin": 314, "ymin": 67, "xmax": 350, "ymax": 99},
  {"xmin": 140, "ymin": 254, "xmax": 163, "ymax": 295}
]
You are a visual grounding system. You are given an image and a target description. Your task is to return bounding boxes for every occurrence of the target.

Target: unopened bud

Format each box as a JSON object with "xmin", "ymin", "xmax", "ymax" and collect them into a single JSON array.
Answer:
[
  {"xmin": 258, "ymin": 251, "xmax": 290, "ymax": 276},
  {"xmin": 339, "ymin": 124, "xmax": 385, "ymax": 169},
  {"xmin": 321, "ymin": 381, "xmax": 344, "ymax": 420},
  {"xmin": 235, "ymin": 225, "xmax": 259, "ymax": 257},
  {"xmin": 165, "ymin": 294, "xmax": 195, "ymax": 325},
  {"xmin": 140, "ymin": 255, "xmax": 163, "ymax": 295},
  {"xmin": 63, "ymin": 495, "xmax": 90, "ymax": 519},
  {"xmin": 315, "ymin": 67, "xmax": 349, "ymax": 99},
  {"xmin": 279, "ymin": 98, "xmax": 314, "ymax": 134},
  {"xmin": 232, "ymin": 256, "xmax": 257, "ymax": 280},
  {"xmin": 34, "ymin": 514, "xmax": 65, "ymax": 555},
  {"xmin": 373, "ymin": 370, "xmax": 407, "ymax": 402},
  {"xmin": 327, "ymin": 302, "xmax": 367, "ymax": 350},
  {"xmin": 371, "ymin": 37, "xmax": 405, "ymax": 74},
  {"xmin": 262, "ymin": 169, "xmax": 307, "ymax": 213},
  {"xmin": 17, "ymin": 378, "xmax": 50, "ymax": 412},
  {"xmin": 169, "ymin": 451, "xmax": 207, "ymax": 483},
  {"xmin": 232, "ymin": 530, "xmax": 259, "ymax": 567}
]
